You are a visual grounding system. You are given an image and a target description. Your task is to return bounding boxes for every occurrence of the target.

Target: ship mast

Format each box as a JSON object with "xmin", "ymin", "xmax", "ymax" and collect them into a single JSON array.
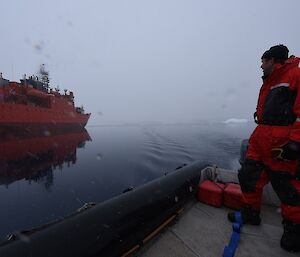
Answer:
[{"xmin": 39, "ymin": 64, "xmax": 50, "ymax": 89}]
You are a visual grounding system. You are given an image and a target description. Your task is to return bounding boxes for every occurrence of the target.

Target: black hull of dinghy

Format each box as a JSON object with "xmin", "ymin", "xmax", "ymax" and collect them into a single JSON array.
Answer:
[{"xmin": 0, "ymin": 161, "xmax": 208, "ymax": 257}]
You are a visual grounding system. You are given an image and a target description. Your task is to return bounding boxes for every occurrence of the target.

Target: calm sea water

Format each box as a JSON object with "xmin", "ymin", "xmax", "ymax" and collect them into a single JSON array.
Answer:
[{"xmin": 0, "ymin": 122, "xmax": 255, "ymax": 240}]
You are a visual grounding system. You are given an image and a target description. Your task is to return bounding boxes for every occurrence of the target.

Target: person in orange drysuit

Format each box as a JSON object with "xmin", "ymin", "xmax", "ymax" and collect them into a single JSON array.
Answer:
[{"xmin": 228, "ymin": 44, "xmax": 300, "ymax": 252}]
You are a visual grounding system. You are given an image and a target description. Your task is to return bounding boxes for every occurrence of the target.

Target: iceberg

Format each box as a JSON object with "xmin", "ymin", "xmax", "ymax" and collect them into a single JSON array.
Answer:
[{"xmin": 223, "ymin": 118, "xmax": 248, "ymax": 124}]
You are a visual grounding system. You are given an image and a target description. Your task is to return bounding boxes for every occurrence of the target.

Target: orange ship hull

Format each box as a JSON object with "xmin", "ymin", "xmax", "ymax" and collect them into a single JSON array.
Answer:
[{"xmin": 0, "ymin": 103, "xmax": 90, "ymax": 128}]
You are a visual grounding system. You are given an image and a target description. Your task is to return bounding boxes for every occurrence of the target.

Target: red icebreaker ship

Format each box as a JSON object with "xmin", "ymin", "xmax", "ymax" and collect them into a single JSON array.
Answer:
[{"xmin": 0, "ymin": 71, "xmax": 90, "ymax": 129}]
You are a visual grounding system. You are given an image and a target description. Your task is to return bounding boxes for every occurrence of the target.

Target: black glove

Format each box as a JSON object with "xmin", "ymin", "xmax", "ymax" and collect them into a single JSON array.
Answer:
[{"xmin": 271, "ymin": 140, "xmax": 300, "ymax": 161}]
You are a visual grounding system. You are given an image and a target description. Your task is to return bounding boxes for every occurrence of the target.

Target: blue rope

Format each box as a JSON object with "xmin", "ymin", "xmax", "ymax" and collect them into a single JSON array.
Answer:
[{"xmin": 222, "ymin": 212, "xmax": 243, "ymax": 257}]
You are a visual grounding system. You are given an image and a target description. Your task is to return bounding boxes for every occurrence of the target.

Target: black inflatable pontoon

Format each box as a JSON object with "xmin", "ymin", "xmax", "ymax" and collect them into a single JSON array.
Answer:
[{"xmin": 0, "ymin": 161, "xmax": 208, "ymax": 257}]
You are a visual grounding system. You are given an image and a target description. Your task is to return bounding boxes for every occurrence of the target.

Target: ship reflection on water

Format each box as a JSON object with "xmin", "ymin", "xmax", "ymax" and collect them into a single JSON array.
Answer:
[{"xmin": 0, "ymin": 126, "xmax": 91, "ymax": 190}]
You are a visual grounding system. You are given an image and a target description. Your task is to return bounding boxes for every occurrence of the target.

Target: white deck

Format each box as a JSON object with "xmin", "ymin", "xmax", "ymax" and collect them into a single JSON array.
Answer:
[{"xmin": 137, "ymin": 201, "xmax": 300, "ymax": 257}]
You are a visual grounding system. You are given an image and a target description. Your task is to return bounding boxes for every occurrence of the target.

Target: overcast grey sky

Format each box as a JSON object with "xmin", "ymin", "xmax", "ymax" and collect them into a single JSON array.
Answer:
[{"xmin": 1, "ymin": 0, "xmax": 299, "ymax": 125}]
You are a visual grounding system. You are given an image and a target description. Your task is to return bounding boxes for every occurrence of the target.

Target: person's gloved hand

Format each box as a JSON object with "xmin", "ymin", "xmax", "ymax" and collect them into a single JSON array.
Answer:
[{"xmin": 271, "ymin": 141, "xmax": 300, "ymax": 161}]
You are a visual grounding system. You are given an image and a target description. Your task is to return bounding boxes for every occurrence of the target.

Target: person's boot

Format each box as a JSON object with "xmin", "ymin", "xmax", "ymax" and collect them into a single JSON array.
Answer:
[
  {"xmin": 228, "ymin": 206, "xmax": 261, "ymax": 225},
  {"xmin": 281, "ymin": 220, "xmax": 300, "ymax": 252}
]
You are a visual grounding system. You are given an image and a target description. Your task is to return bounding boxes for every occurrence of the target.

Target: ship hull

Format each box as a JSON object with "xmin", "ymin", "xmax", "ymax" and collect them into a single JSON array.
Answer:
[{"xmin": 0, "ymin": 103, "xmax": 90, "ymax": 129}]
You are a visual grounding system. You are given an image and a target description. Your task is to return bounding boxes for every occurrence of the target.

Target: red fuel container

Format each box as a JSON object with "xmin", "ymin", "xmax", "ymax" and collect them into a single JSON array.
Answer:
[
  {"xmin": 197, "ymin": 180, "xmax": 225, "ymax": 207},
  {"xmin": 224, "ymin": 183, "xmax": 246, "ymax": 210}
]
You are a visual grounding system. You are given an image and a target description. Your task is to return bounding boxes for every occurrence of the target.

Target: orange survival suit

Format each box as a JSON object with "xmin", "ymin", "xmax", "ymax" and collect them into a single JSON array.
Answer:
[{"xmin": 239, "ymin": 56, "xmax": 300, "ymax": 223}]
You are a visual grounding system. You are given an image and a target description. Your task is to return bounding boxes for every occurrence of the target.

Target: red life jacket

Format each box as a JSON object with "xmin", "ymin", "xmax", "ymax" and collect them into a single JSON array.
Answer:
[{"xmin": 255, "ymin": 57, "xmax": 300, "ymax": 142}]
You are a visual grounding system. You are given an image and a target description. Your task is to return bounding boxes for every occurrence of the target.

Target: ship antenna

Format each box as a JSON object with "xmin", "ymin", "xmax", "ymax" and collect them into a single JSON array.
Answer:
[{"xmin": 39, "ymin": 64, "xmax": 50, "ymax": 89}]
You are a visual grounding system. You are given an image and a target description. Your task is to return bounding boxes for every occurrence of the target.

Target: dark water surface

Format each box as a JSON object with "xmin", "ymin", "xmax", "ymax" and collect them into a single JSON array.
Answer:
[{"xmin": 0, "ymin": 122, "xmax": 255, "ymax": 240}]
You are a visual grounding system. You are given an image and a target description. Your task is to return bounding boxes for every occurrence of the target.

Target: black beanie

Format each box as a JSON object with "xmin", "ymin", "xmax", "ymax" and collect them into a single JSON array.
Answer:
[{"xmin": 261, "ymin": 44, "xmax": 289, "ymax": 63}]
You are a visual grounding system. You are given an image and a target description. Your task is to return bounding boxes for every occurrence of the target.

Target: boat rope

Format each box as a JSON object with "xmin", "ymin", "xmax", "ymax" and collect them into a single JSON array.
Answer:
[{"xmin": 222, "ymin": 212, "xmax": 243, "ymax": 257}]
